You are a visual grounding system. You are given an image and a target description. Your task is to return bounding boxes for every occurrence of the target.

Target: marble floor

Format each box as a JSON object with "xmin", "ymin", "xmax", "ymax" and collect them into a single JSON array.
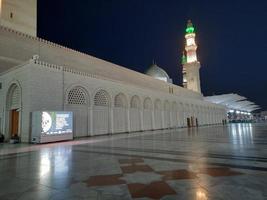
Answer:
[{"xmin": 1, "ymin": 123, "xmax": 267, "ymax": 200}]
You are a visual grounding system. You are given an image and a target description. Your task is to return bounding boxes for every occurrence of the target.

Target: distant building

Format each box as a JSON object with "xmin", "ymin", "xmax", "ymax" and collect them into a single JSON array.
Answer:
[
  {"xmin": 0, "ymin": 1, "xmax": 227, "ymax": 143},
  {"xmin": 260, "ymin": 111, "xmax": 267, "ymax": 120},
  {"xmin": 204, "ymin": 94, "xmax": 260, "ymax": 122}
]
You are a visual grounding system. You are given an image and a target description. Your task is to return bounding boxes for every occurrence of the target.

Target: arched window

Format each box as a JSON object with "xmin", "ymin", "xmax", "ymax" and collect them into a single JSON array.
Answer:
[
  {"xmin": 144, "ymin": 97, "xmax": 152, "ymax": 110},
  {"xmin": 114, "ymin": 93, "xmax": 127, "ymax": 108},
  {"xmin": 164, "ymin": 101, "xmax": 170, "ymax": 111},
  {"xmin": 179, "ymin": 102, "xmax": 184, "ymax": 111},
  {"xmin": 130, "ymin": 95, "xmax": 141, "ymax": 109},
  {"xmin": 94, "ymin": 90, "xmax": 110, "ymax": 106},
  {"xmin": 10, "ymin": 85, "xmax": 20, "ymax": 109},
  {"xmin": 172, "ymin": 102, "xmax": 177, "ymax": 110},
  {"xmin": 154, "ymin": 99, "xmax": 162, "ymax": 110},
  {"xmin": 7, "ymin": 83, "xmax": 21, "ymax": 110},
  {"xmin": 185, "ymin": 104, "xmax": 190, "ymax": 114},
  {"xmin": 67, "ymin": 87, "xmax": 88, "ymax": 105}
]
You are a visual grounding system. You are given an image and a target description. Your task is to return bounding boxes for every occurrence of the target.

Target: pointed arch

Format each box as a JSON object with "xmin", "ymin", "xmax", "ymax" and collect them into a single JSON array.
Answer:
[
  {"xmin": 144, "ymin": 97, "xmax": 152, "ymax": 110},
  {"xmin": 163, "ymin": 100, "xmax": 171, "ymax": 128},
  {"xmin": 154, "ymin": 99, "xmax": 162, "ymax": 110},
  {"xmin": 130, "ymin": 95, "xmax": 141, "ymax": 109},
  {"xmin": 65, "ymin": 85, "xmax": 90, "ymax": 138},
  {"xmin": 93, "ymin": 89, "xmax": 111, "ymax": 135},
  {"xmin": 164, "ymin": 100, "xmax": 170, "ymax": 111},
  {"xmin": 154, "ymin": 99, "xmax": 162, "ymax": 129},
  {"xmin": 143, "ymin": 97, "xmax": 153, "ymax": 130},
  {"xmin": 67, "ymin": 86, "xmax": 89, "ymax": 105},
  {"xmin": 114, "ymin": 93, "xmax": 128, "ymax": 133},
  {"xmin": 94, "ymin": 89, "xmax": 110, "ymax": 107},
  {"xmin": 129, "ymin": 95, "xmax": 141, "ymax": 132},
  {"xmin": 114, "ymin": 93, "xmax": 127, "ymax": 108},
  {"xmin": 5, "ymin": 81, "xmax": 22, "ymax": 139}
]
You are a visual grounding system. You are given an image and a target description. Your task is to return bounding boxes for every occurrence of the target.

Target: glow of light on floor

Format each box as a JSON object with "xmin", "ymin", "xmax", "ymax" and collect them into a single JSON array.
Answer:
[
  {"xmin": 231, "ymin": 124, "xmax": 237, "ymax": 145},
  {"xmin": 40, "ymin": 152, "xmax": 51, "ymax": 177},
  {"xmin": 231, "ymin": 123, "xmax": 256, "ymax": 147},
  {"xmin": 54, "ymin": 148, "xmax": 71, "ymax": 175},
  {"xmin": 238, "ymin": 124, "xmax": 244, "ymax": 146},
  {"xmin": 196, "ymin": 189, "xmax": 208, "ymax": 200},
  {"xmin": 249, "ymin": 123, "xmax": 254, "ymax": 144}
]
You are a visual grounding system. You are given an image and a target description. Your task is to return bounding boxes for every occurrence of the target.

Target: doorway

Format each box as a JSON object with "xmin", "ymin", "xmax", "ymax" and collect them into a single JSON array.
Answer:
[
  {"xmin": 10, "ymin": 109, "xmax": 19, "ymax": 137},
  {"xmin": 6, "ymin": 83, "xmax": 22, "ymax": 140},
  {"xmin": 187, "ymin": 118, "xmax": 191, "ymax": 127}
]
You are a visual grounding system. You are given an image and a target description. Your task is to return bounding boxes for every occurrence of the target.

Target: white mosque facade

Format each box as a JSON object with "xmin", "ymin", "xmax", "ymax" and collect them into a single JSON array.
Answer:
[{"xmin": 0, "ymin": 0, "xmax": 227, "ymax": 143}]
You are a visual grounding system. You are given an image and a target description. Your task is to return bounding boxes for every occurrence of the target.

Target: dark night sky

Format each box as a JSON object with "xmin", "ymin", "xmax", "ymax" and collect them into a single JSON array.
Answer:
[{"xmin": 38, "ymin": 0, "xmax": 267, "ymax": 111}]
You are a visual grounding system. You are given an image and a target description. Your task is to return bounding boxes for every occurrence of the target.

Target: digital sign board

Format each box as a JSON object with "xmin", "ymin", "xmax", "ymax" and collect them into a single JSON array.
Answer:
[
  {"xmin": 31, "ymin": 111, "xmax": 73, "ymax": 144},
  {"xmin": 41, "ymin": 111, "xmax": 73, "ymax": 135}
]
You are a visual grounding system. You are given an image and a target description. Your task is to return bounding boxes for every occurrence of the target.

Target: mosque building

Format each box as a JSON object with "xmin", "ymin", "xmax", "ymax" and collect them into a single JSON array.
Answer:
[{"xmin": 0, "ymin": 0, "xmax": 227, "ymax": 143}]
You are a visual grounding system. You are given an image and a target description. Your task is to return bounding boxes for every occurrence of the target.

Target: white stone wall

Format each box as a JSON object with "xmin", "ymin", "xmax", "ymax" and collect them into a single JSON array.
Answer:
[
  {"xmin": 0, "ymin": 60, "xmax": 227, "ymax": 142},
  {"xmin": 0, "ymin": 26, "xmax": 202, "ymax": 100},
  {"xmin": 0, "ymin": 0, "xmax": 37, "ymax": 36},
  {"xmin": 0, "ymin": 63, "xmax": 32, "ymax": 142}
]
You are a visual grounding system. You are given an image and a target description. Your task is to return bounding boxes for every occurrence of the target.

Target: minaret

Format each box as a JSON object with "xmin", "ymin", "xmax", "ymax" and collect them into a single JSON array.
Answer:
[
  {"xmin": 182, "ymin": 51, "xmax": 187, "ymax": 88},
  {"xmin": 182, "ymin": 20, "xmax": 201, "ymax": 93},
  {"xmin": 0, "ymin": 0, "xmax": 37, "ymax": 36}
]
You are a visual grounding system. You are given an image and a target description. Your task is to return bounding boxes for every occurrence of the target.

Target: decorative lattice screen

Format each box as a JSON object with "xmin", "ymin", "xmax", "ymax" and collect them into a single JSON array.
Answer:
[
  {"xmin": 114, "ymin": 94, "xmax": 126, "ymax": 108},
  {"xmin": 130, "ymin": 96, "xmax": 140, "ymax": 109},
  {"xmin": 94, "ymin": 90, "xmax": 109, "ymax": 106},
  {"xmin": 68, "ymin": 87, "xmax": 87, "ymax": 105},
  {"xmin": 154, "ymin": 100, "xmax": 162, "ymax": 110},
  {"xmin": 144, "ymin": 98, "xmax": 152, "ymax": 110}
]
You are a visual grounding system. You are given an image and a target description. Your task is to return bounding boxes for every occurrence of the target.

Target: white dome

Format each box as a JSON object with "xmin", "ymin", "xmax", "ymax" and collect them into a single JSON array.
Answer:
[{"xmin": 145, "ymin": 64, "xmax": 172, "ymax": 83}]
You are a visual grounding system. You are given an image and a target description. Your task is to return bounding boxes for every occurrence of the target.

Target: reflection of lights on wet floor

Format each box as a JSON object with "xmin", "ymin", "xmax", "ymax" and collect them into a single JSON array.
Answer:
[
  {"xmin": 54, "ymin": 148, "xmax": 72, "ymax": 175},
  {"xmin": 238, "ymin": 124, "xmax": 243, "ymax": 146},
  {"xmin": 196, "ymin": 189, "xmax": 208, "ymax": 200},
  {"xmin": 39, "ymin": 148, "xmax": 72, "ymax": 178},
  {"xmin": 229, "ymin": 123, "xmax": 255, "ymax": 146},
  {"xmin": 231, "ymin": 124, "xmax": 237, "ymax": 145},
  {"xmin": 39, "ymin": 151, "xmax": 51, "ymax": 177}
]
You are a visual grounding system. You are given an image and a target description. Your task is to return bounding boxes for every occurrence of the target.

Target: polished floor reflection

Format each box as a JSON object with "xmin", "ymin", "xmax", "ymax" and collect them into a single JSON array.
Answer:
[{"xmin": 1, "ymin": 123, "xmax": 267, "ymax": 199}]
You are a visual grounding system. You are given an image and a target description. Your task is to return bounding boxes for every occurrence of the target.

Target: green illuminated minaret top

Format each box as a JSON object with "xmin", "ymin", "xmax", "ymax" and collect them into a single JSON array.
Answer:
[{"xmin": 185, "ymin": 20, "xmax": 195, "ymax": 34}]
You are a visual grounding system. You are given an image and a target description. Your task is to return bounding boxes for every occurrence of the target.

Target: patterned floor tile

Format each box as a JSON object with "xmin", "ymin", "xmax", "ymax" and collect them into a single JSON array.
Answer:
[
  {"xmin": 121, "ymin": 164, "xmax": 154, "ymax": 174},
  {"xmin": 197, "ymin": 167, "xmax": 243, "ymax": 177},
  {"xmin": 159, "ymin": 169, "xmax": 197, "ymax": 180},
  {"xmin": 84, "ymin": 174, "xmax": 126, "ymax": 186},
  {"xmin": 1, "ymin": 124, "xmax": 267, "ymax": 200},
  {"xmin": 120, "ymin": 171, "xmax": 163, "ymax": 184},
  {"xmin": 127, "ymin": 181, "xmax": 176, "ymax": 199}
]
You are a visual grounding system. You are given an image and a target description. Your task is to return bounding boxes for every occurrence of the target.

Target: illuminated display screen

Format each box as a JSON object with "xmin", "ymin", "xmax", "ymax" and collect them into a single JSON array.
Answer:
[{"xmin": 41, "ymin": 111, "xmax": 73, "ymax": 135}]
